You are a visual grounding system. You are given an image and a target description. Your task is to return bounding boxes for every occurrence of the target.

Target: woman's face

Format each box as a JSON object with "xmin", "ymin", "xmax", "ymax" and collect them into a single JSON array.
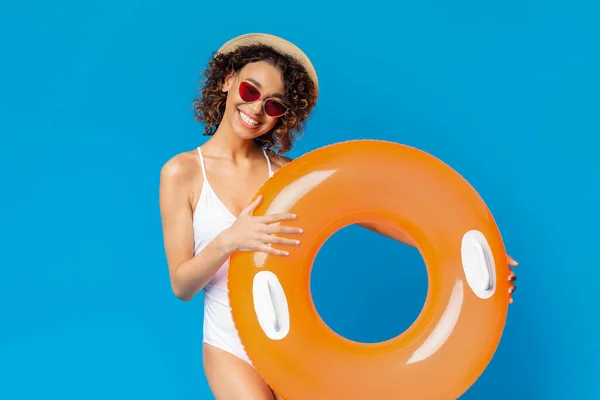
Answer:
[{"xmin": 222, "ymin": 61, "xmax": 286, "ymax": 141}]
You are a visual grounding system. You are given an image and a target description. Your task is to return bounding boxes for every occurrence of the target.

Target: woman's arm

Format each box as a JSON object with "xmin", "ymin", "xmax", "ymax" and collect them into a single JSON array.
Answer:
[
  {"xmin": 159, "ymin": 154, "xmax": 233, "ymax": 302},
  {"xmin": 160, "ymin": 153, "xmax": 302, "ymax": 301}
]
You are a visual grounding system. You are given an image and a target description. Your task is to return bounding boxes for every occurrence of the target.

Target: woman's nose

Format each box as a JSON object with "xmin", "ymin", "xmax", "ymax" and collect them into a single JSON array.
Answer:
[{"xmin": 248, "ymin": 100, "xmax": 263, "ymax": 115}]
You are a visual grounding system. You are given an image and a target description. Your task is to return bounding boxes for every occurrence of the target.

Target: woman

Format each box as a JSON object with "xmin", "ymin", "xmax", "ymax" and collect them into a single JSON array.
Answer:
[{"xmin": 159, "ymin": 33, "xmax": 519, "ymax": 399}]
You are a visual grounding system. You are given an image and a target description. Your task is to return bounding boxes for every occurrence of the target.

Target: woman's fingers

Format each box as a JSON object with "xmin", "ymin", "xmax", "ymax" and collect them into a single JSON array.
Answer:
[
  {"xmin": 243, "ymin": 232, "xmax": 301, "ymax": 256},
  {"xmin": 239, "ymin": 195, "xmax": 263, "ymax": 216},
  {"xmin": 253, "ymin": 242, "xmax": 290, "ymax": 256},
  {"xmin": 259, "ymin": 233, "xmax": 301, "ymax": 246},
  {"xmin": 257, "ymin": 213, "xmax": 298, "ymax": 224},
  {"xmin": 264, "ymin": 224, "xmax": 303, "ymax": 234}
]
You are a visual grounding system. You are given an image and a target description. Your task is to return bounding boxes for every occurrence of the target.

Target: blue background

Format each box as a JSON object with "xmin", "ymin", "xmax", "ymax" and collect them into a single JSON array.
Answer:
[{"xmin": 1, "ymin": 0, "xmax": 598, "ymax": 398}]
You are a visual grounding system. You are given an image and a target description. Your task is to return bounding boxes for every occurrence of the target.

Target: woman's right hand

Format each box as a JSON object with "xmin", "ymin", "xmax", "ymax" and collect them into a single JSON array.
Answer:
[{"xmin": 218, "ymin": 195, "xmax": 303, "ymax": 256}]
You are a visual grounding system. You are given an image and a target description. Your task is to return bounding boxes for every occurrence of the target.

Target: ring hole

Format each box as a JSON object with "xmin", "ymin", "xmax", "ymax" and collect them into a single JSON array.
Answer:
[{"xmin": 310, "ymin": 221, "xmax": 429, "ymax": 344}]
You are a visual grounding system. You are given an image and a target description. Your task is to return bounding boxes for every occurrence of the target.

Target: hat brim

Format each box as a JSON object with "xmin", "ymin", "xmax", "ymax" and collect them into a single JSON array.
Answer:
[{"xmin": 217, "ymin": 33, "xmax": 319, "ymax": 95}]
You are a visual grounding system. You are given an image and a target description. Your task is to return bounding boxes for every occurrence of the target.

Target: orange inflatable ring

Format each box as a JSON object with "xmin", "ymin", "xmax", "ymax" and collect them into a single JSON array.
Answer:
[{"xmin": 228, "ymin": 140, "xmax": 510, "ymax": 400}]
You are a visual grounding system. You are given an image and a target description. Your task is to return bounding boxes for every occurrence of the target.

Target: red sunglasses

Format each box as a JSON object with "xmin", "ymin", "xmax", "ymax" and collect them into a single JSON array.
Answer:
[{"xmin": 238, "ymin": 81, "xmax": 289, "ymax": 118}]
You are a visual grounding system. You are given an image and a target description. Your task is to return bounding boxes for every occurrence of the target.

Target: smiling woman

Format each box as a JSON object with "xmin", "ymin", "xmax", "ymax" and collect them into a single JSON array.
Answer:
[
  {"xmin": 158, "ymin": 33, "xmax": 319, "ymax": 400},
  {"xmin": 159, "ymin": 33, "xmax": 518, "ymax": 400},
  {"xmin": 193, "ymin": 36, "xmax": 318, "ymax": 155}
]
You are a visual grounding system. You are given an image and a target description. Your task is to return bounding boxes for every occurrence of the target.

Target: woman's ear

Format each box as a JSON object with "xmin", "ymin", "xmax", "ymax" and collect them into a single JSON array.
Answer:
[{"xmin": 222, "ymin": 71, "xmax": 236, "ymax": 93}]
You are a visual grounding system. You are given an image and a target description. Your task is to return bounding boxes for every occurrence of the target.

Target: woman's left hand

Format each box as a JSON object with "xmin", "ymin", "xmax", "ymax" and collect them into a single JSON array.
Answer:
[{"xmin": 507, "ymin": 255, "xmax": 518, "ymax": 304}]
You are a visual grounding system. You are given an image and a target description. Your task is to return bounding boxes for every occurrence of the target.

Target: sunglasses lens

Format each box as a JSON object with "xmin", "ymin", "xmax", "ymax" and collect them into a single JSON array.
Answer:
[
  {"xmin": 239, "ymin": 82, "xmax": 260, "ymax": 102},
  {"xmin": 264, "ymin": 99, "xmax": 288, "ymax": 117}
]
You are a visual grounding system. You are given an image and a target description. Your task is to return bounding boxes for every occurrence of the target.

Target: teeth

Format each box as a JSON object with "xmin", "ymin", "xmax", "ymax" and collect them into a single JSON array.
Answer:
[{"xmin": 240, "ymin": 111, "xmax": 259, "ymax": 126}]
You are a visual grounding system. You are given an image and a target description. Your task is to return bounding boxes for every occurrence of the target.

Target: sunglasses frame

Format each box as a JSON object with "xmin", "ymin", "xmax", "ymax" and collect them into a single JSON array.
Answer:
[{"xmin": 238, "ymin": 80, "xmax": 289, "ymax": 118}]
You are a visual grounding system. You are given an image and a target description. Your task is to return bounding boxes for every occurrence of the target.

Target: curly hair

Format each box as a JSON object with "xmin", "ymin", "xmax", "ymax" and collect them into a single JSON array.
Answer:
[{"xmin": 192, "ymin": 44, "xmax": 318, "ymax": 155}]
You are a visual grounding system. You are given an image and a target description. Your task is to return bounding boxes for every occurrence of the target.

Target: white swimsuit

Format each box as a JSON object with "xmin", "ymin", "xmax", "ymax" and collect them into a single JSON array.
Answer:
[{"xmin": 193, "ymin": 146, "xmax": 274, "ymax": 365}]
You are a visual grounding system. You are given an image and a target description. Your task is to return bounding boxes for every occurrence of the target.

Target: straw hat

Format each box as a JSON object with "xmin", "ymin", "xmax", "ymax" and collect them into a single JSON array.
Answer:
[{"xmin": 217, "ymin": 33, "xmax": 319, "ymax": 95}]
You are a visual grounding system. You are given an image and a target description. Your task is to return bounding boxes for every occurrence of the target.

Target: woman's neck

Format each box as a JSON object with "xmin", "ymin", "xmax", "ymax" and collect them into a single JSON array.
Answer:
[{"xmin": 204, "ymin": 125, "xmax": 260, "ymax": 161}]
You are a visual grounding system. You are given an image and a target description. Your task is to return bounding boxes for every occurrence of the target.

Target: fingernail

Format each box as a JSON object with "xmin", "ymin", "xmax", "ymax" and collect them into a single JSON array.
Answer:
[
  {"xmin": 295, "ymin": 240, "xmax": 301, "ymax": 245},
  {"xmin": 298, "ymin": 228, "xmax": 304, "ymax": 233},
  {"xmin": 284, "ymin": 251, "xmax": 289, "ymax": 256}
]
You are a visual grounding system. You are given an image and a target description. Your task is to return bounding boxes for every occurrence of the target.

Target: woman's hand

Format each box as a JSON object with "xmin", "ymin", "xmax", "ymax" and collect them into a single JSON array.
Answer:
[
  {"xmin": 507, "ymin": 255, "xmax": 518, "ymax": 304},
  {"xmin": 218, "ymin": 195, "xmax": 303, "ymax": 256}
]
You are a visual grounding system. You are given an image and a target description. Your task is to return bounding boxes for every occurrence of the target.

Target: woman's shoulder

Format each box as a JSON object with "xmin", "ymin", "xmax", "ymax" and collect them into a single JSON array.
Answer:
[
  {"xmin": 160, "ymin": 148, "xmax": 202, "ymax": 185},
  {"xmin": 270, "ymin": 153, "xmax": 294, "ymax": 173}
]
